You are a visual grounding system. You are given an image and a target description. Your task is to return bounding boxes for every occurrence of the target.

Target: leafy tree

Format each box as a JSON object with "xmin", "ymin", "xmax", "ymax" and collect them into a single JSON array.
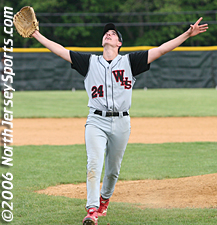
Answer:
[
  {"xmin": 0, "ymin": 0, "xmax": 216, "ymax": 48},
  {"xmin": 118, "ymin": 0, "xmax": 216, "ymax": 46}
]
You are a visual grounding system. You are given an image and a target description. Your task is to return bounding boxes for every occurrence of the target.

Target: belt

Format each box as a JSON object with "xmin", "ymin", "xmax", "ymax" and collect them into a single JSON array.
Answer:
[{"xmin": 94, "ymin": 110, "xmax": 129, "ymax": 117}]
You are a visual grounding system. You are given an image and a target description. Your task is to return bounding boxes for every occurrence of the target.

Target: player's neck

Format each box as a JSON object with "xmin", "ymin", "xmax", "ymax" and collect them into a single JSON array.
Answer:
[{"xmin": 103, "ymin": 46, "xmax": 118, "ymax": 61}]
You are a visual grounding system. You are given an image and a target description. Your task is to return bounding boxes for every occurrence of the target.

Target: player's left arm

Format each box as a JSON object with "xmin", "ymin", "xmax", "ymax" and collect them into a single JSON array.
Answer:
[{"xmin": 147, "ymin": 17, "xmax": 208, "ymax": 64}]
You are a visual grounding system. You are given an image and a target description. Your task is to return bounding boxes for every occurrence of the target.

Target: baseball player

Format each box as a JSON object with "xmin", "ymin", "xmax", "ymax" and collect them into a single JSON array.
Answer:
[{"xmin": 31, "ymin": 18, "xmax": 207, "ymax": 225}]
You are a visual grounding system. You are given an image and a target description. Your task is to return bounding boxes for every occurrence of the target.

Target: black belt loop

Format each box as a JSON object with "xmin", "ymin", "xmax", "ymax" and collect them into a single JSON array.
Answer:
[
  {"xmin": 94, "ymin": 110, "xmax": 129, "ymax": 117},
  {"xmin": 94, "ymin": 110, "xmax": 103, "ymax": 116}
]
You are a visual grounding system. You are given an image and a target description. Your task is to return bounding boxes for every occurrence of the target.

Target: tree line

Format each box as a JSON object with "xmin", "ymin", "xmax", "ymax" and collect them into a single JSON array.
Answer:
[{"xmin": 1, "ymin": 0, "xmax": 216, "ymax": 48}]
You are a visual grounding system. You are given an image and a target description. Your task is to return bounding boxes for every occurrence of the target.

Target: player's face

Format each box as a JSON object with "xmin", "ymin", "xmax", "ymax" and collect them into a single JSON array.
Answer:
[{"xmin": 102, "ymin": 30, "xmax": 121, "ymax": 48}]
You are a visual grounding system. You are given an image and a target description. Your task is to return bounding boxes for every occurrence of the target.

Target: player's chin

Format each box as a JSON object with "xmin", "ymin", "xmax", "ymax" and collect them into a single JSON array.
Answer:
[
  {"xmin": 102, "ymin": 41, "xmax": 109, "ymax": 46},
  {"xmin": 102, "ymin": 42, "xmax": 114, "ymax": 48},
  {"xmin": 103, "ymin": 38, "xmax": 113, "ymax": 44}
]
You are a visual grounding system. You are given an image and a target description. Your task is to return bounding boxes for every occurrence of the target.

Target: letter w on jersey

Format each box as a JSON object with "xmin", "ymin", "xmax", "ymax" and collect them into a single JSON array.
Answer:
[{"xmin": 112, "ymin": 70, "xmax": 132, "ymax": 89}]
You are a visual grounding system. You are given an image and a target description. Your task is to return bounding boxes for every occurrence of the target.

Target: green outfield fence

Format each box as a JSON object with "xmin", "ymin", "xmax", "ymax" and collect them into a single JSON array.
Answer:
[{"xmin": 1, "ymin": 46, "xmax": 217, "ymax": 90}]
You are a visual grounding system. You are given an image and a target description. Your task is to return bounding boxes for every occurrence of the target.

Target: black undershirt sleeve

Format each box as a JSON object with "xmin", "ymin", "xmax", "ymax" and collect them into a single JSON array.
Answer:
[
  {"xmin": 70, "ymin": 51, "xmax": 91, "ymax": 77},
  {"xmin": 129, "ymin": 50, "xmax": 150, "ymax": 76}
]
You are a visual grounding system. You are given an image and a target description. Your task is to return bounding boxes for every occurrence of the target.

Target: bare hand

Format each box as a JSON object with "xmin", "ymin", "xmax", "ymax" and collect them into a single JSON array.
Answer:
[{"xmin": 187, "ymin": 17, "xmax": 208, "ymax": 37}]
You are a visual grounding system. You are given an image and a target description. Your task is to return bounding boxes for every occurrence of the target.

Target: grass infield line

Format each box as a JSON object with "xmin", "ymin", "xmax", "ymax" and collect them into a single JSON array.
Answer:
[{"xmin": 12, "ymin": 89, "xmax": 217, "ymax": 118}]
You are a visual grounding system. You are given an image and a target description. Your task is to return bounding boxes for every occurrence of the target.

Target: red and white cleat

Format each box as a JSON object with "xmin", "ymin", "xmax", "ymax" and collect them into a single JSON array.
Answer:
[
  {"xmin": 98, "ymin": 196, "xmax": 110, "ymax": 217},
  {"xmin": 83, "ymin": 207, "xmax": 98, "ymax": 225}
]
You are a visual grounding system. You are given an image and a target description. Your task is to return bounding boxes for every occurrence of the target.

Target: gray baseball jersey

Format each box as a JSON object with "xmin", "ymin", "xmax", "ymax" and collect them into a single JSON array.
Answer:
[
  {"xmin": 85, "ymin": 54, "xmax": 135, "ymax": 112},
  {"xmin": 70, "ymin": 51, "xmax": 150, "ymax": 209},
  {"xmin": 70, "ymin": 51, "xmax": 150, "ymax": 111}
]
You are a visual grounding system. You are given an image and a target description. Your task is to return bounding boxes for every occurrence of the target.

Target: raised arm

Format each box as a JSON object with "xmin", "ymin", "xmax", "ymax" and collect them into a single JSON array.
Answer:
[
  {"xmin": 148, "ymin": 17, "xmax": 208, "ymax": 64},
  {"xmin": 32, "ymin": 30, "xmax": 72, "ymax": 63}
]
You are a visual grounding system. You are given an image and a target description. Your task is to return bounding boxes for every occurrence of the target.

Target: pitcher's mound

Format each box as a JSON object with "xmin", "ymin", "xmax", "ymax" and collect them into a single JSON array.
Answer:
[{"xmin": 36, "ymin": 173, "xmax": 217, "ymax": 208}]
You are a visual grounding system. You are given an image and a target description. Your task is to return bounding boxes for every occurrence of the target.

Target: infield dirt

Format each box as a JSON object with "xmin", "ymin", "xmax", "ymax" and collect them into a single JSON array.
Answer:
[
  {"xmin": 10, "ymin": 117, "xmax": 217, "ymax": 145},
  {"xmin": 3, "ymin": 117, "xmax": 217, "ymax": 208}
]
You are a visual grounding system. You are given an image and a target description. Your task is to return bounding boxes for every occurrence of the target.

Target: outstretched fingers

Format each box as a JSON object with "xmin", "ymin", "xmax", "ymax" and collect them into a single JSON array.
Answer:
[
  {"xmin": 199, "ymin": 23, "xmax": 208, "ymax": 33},
  {"xmin": 195, "ymin": 17, "xmax": 203, "ymax": 25},
  {"xmin": 190, "ymin": 17, "xmax": 208, "ymax": 36}
]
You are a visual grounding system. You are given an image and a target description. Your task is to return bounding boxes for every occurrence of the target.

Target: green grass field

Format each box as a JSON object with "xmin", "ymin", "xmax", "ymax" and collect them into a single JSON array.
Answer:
[
  {"xmin": 1, "ymin": 89, "xmax": 217, "ymax": 224},
  {"xmin": 12, "ymin": 89, "xmax": 217, "ymax": 118},
  {"xmin": 2, "ymin": 143, "xmax": 217, "ymax": 224}
]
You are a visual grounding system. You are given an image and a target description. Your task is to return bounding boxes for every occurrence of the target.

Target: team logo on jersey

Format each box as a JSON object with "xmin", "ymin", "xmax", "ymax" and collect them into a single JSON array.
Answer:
[{"xmin": 112, "ymin": 70, "xmax": 132, "ymax": 89}]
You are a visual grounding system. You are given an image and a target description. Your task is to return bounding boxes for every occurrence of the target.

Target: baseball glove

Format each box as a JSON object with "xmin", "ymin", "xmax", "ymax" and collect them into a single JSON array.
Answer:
[{"xmin": 13, "ymin": 6, "xmax": 39, "ymax": 38}]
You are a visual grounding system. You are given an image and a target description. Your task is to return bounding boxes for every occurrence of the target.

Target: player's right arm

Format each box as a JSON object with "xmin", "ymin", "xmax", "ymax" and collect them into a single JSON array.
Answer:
[{"xmin": 32, "ymin": 30, "xmax": 72, "ymax": 63}]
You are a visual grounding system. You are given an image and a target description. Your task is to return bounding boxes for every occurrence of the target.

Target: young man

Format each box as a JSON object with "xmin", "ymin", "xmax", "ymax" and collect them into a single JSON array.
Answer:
[{"xmin": 32, "ymin": 18, "xmax": 208, "ymax": 225}]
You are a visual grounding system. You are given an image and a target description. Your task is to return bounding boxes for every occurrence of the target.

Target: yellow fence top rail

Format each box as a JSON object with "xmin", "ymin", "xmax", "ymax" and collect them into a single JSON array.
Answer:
[{"xmin": 1, "ymin": 46, "xmax": 217, "ymax": 53}]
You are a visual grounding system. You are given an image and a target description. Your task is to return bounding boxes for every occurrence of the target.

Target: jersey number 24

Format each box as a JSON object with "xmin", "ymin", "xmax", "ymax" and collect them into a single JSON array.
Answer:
[{"xmin": 91, "ymin": 85, "xmax": 104, "ymax": 98}]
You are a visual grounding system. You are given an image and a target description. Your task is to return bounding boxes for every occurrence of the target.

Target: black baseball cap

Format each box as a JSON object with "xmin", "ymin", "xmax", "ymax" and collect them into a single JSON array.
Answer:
[{"xmin": 103, "ymin": 23, "xmax": 123, "ymax": 44}]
